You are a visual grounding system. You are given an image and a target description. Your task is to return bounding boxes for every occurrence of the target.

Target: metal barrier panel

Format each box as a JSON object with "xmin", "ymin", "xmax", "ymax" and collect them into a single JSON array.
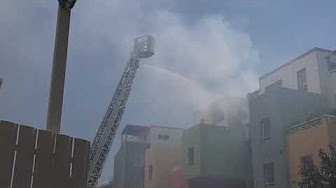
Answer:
[
  {"xmin": 52, "ymin": 134, "xmax": 72, "ymax": 188},
  {"xmin": 13, "ymin": 125, "xmax": 37, "ymax": 188},
  {"xmin": 0, "ymin": 121, "xmax": 18, "ymax": 187},
  {"xmin": 32, "ymin": 130, "xmax": 54, "ymax": 188},
  {"xmin": 0, "ymin": 121, "xmax": 90, "ymax": 188},
  {"xmin": 69, "ymin": 138, "xmax": 90, "ymax": 188}
]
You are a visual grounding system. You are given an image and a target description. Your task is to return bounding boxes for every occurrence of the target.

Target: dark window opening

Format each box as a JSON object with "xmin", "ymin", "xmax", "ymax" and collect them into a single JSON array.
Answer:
[
  {"xmin": 158, "ymin": 134, "xmax": 169, "ymax": 141},
  {"xmin": 297, "ymin": 68, "xmax": 308, "ymax": 92},
  {"xmin": 264, "ymin": 162, "xmax": 275, "ymax": 186},
  {"xmin": 301, "ymin": 155, "xmax": 314, "ymax": 171},
  {"xmin": 188, "ymin": 147, "xmax": 195, "ymax": 165},
  {"xmin": 261, "ymin": 118, "xmax": 271, "ymax": 140},
  {"xmin": 148, "ymin": 164, "xmax": 153, "ymax": 180}
]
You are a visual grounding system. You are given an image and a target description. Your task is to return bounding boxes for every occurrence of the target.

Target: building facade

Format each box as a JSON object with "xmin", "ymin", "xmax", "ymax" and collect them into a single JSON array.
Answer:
[
  {"xmin": 287, "ymin": 115, "xmax": 336, "ymax": 188},
  {"xmin": 248, "ymin": 87, "xmax": 328, "ymax": 188},
  {"xmin": 112, "ymin": 125, "xmax": 149, "ymax": 188},
  {"xmin": 259, "ymin": 47, "xmax": 336, "ymax": 108},
  {"xmin": 144, "ymin": 126, "xmax": 185, "ymax": 188},
  {"xmin": 182, "ymin": 123, "xmax": 253, "ymax": 188}
]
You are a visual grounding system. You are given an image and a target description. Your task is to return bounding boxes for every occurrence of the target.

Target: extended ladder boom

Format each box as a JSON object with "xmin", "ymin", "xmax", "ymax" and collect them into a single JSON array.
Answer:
[
  {"xmin": 87, "ymin": 36, "xmax": 154, "ymax": 187},
  {"xmin": 88, "ymin": 58, "xmax": 140, "ymax": 187}
]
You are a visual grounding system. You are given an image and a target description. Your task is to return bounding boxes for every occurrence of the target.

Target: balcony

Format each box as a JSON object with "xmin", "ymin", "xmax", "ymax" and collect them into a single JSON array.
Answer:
[{"xmin": 288, "ymin": 115, "xmax": 336, "ymax": 135}]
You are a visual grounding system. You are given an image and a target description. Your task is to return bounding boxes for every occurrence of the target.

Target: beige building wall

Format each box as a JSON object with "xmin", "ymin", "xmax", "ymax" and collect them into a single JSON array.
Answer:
[
  {"xmin": 260, "ymin": 50, "xmax": 321, "ymax": 94},
  {"xmin": 286, "ymin": 116, "xmax": 336, "ymax": 188},
  {"xmin": 147, "ymin": 126, "xmax": 184, "ymax": 148},
  {"xmin": 259, "ymin": 48, "xmax": 336, "ymax": 108},
  {"xmin": 144, "ymin": 147, "xmax": 183, "ymax": 188}
]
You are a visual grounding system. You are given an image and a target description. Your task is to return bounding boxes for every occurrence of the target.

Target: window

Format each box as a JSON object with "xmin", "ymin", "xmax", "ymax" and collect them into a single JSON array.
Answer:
[
  {"xmin": 264, "ymin": 163, "xmax": 275, "ymax": 186},
  {"xmin": 301, "ymin": 155, "xmax": 314, "ymax": 171},
  {"xmin": 187, "ymin": 147, "xmax": 195, "ymax": 165},
  {"xmin": 327, "ymin": 58, "xmax": 336, "ymax": 72},
  {"xmin": 297, "ymin": 68, "xmax": 308, "ymax": 92},
  {"xmin": 148, "ymin": 164, "xmax": 153, "ymax": 180},
  {"xmin": 158, "ymin": 134, "xmax": 169, "ymax": 141},
  {"xmin": 261, "ymin": 118, "xmax": 271, "ymax": 140}
]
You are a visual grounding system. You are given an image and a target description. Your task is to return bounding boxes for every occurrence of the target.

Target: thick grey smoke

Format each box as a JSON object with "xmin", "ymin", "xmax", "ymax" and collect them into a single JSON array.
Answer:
[
  {"xmin": 126, "ymin": 9, "xmax": 259, "ymax": 128},
  {"xmin": 0, "ymin": 1, "xmax": 259, "ymax": 184}
]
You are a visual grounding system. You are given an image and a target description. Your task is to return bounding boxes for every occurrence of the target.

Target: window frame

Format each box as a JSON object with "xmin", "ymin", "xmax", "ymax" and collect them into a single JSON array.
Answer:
[
  {"xmin": 261, "ymin": 118, "xmax": 271, "ymax": 141},
  {"xmin": 300, "ymin": 155, "xmax": 314, "ymax": 171},
  {"xmin": 297, "ymin": 68, "xmax": 308, "ymax": 92},
  {"xmin": 187, "ymin": 147, "xmax": 195, "ymax": 165},
  {"xmin": 158, "ymin": 134, "xmax": 170, "ymax": 141},
  {"xmin": 264, "ymin": 162, "xmax": 275, "ymax": 186}
]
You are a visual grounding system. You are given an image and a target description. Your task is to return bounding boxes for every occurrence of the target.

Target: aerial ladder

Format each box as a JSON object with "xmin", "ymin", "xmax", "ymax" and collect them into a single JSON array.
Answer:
[{"xmin": 87, "ymin": 36, "xmax": 155, "ymax": 187}]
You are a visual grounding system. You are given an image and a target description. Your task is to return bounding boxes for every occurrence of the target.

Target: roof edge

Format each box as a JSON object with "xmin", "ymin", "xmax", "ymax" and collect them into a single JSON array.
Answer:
[
  {"xmin": 260, "ymin": 47, "xmax": 333, "ymax": 80},
  {"xmin": 149, "ymin": 125, "xmax": 185, "ymax": 130}
]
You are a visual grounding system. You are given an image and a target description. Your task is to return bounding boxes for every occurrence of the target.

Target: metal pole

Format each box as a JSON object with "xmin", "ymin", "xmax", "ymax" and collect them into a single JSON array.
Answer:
[{"xmin": 46, "ymin": 4, "xmax": 72, "ymax": 133}]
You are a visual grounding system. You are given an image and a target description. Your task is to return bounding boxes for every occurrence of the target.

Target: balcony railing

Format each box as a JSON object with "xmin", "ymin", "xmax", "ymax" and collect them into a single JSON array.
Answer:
[{"xmin": 288, "ymin": 115, "xmax": 336, "ymax": 135}]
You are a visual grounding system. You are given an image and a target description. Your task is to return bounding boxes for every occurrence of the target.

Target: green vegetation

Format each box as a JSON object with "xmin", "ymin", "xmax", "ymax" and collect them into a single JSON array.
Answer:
[{"xmin": 298, "ymin": 144, "xmax": 336, "ymax": 188}]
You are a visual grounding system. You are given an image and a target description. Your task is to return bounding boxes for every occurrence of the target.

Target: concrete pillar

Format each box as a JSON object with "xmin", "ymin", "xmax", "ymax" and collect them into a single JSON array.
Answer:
[{"xmin": 46, "ymin": 6, "xmax": 71, "ymax": 133}]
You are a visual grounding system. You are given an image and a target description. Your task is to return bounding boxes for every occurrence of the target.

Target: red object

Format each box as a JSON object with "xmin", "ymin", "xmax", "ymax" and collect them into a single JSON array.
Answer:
[{"xmin": 169, "ymin": 167, "xmax": 189, "ymax": 188}]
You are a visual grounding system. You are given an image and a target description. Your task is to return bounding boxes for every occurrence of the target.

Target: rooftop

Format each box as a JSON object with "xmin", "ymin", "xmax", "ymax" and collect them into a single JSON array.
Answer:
[
  {"xmin": 122, "ymin": 124, "xmax": 150, "ymax": 136},
  {"xmin": 260, "ymin": 47, "xmax": 333, "ymax": 80}
]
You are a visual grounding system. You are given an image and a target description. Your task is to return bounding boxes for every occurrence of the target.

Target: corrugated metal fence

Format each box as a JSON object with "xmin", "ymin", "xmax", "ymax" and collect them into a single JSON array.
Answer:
[{"xmin": 0, "ymin": 120, "xmax": 90, "ymax": 188}]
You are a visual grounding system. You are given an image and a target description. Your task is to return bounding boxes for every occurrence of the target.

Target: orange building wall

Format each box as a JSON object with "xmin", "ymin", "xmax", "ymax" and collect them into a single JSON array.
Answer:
[
  {"xmin": 286, "ymin": 123, "xmax": 331, "ymax": 188},
  {"xmin": 145, "ymin": 147, "xmax": 183, "ymax": 188}
]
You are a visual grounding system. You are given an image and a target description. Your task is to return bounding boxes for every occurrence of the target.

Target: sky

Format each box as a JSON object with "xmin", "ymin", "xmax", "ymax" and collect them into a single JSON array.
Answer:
[{"xmin": 1, "ymin": 0, "xmax": 336, "ymax": 185}]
